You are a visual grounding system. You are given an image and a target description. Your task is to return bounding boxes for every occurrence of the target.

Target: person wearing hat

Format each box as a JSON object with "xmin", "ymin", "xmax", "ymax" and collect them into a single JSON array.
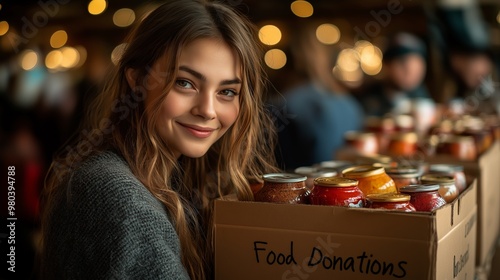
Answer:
[
  {"xmin": 356, "ymin": 32, "xmax": 432, "ymax": 117},
  {"xmin": 428, "ymin": 0, "xmax": 499, "ymax": 115}
]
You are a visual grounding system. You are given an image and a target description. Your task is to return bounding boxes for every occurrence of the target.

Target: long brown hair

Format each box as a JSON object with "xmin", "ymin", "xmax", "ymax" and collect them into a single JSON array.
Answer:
[{"xmin": 41, "ymin": 0, "xmax": 278, "ymax": 279}]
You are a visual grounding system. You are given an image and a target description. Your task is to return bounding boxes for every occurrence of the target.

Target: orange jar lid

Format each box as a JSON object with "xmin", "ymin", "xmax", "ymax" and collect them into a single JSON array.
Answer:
[{"xmin": 366, "ymin": 193, "xmax": 411, "ymax": 203}]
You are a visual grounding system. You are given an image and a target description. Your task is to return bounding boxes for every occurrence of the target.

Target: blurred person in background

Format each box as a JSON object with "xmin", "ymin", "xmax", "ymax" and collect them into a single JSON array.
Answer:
[
  {"xmin": 356, "ymin": 32, "xmax": 432, "ymax": 117},
  {"xmin": 270, "ymin": 22, "xmax": 364, "ymax": 170},
  {"xmin": 428, "ymin": 0, "xmax": 499, "ymax": 116}
]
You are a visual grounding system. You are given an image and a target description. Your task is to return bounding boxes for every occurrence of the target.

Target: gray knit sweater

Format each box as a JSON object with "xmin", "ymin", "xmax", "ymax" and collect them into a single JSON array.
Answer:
[{"xmin": 42, "ymin": 151, "xmax": 190, "ymax": 279}]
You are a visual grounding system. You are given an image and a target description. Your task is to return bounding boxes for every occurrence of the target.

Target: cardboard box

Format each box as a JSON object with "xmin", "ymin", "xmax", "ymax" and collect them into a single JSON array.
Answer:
[
  {"xmin": 215, "ymin": 181, "xmax": 477, "ymax": 280},
  {"xmin": 427, "ymin": 141, "xmax": 500, "ymax": 270}
]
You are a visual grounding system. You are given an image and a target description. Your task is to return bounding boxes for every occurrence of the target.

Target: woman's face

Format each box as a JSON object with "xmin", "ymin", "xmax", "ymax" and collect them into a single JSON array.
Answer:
[{"xmin": 139, "ymin": 38, "xmax": 241, "ymax": 158}]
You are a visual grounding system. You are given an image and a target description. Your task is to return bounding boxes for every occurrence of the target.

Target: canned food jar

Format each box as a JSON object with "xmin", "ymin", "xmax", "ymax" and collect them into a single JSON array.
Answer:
[
  {"xmin": 344, "ymin": 131, "xmax": 379, "ymax": 155},
  {"xmin": 254, "ymin": 173, "xmax": 310, "ymax": 204},
  {"xmin": 310, "ymin": 177, "xmax": 364, "ymax": 207},
  {"xmin": 294, "ymin": 166, "xmax": 338, "ymax": 190},
  {"xmin": 420, "ymin": 174, "xmax": 458, "ymax": 203},
  {"xmin": 341, "ymin": 165, "xmax": 397, "ymax": 195},
  {"xmin": 428, "ymin": 164, "xmax": 467, "ymax": 193},
  {"xmin": 365, "ymin": 193, "xmax": 416, "ymax": 212},
  {"xmin": 385, "ymin": 167, "xmax": 420, "ymax": 191},
  {"xmin": 365, "ymin": 116, "xmax": 396, "ymax": 153},
  {"xmin": 399, "ymin": 184, "xmax": 447, "ymax": 212},
  {"xmin": 387, "ymin": 132, "xmax": 418, "ymax": 157},
  {"xmin": 435, "ymin": 135, "xmax": 477, "ymax": 160}
]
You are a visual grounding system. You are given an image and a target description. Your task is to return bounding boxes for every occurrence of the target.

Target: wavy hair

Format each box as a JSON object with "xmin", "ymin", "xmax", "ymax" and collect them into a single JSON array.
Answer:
[{"xmin": 41, "ymin": 0, "xmax": 278, "ymax": 279}]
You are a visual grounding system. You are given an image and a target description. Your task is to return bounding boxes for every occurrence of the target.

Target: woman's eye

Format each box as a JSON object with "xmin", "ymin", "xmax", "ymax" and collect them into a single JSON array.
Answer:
[
  {"xmin": 219, "ymin": 89, "xmax": 238, "ymax": 97},
  {"xmin": 176, "ymin": 79, "xmax": 194, "ymax": 89}
]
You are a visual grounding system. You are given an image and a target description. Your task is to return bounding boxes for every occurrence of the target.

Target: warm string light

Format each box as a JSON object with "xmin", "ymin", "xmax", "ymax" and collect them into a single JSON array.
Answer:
[
  {"xmin": 258, "ymin": 25, "xmax": 282, "ymax": 46},
  {"xmin": 88, "ymin": 0, "xmax": 107, "ymax": 15},
  {"xmin": 290, "ymin": 1, "xmax": 313, "ymax": 18}
]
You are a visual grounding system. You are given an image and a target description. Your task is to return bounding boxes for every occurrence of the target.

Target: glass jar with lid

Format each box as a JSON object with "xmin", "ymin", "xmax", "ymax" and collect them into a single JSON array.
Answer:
[
  {"xmin": 420, "ymin": 174, "xmax": 458, "ymax": 203},
  {"xmin": 341, "ymin": 165, "xmax": 397, "ymax": 196},
  {"xmin": 254, "ymin": 173, "xmax": 310, "ymax": 204},
  {"xmin": 365, "ymin": 193, "xmax": 416, "ymax": 212},
  {"xmin": 399, "ymin": 184, "xmax": 447, "ymax": 211},
  {"xmin": 310, "ymin": 177, "xmax": 364, "ymax": 207}
]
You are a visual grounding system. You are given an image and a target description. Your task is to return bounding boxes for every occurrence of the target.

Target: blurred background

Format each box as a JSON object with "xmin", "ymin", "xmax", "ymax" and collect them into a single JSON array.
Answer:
[{"xmin": 0, "ymin": 0, "xmax": 499, "ymax": 279}]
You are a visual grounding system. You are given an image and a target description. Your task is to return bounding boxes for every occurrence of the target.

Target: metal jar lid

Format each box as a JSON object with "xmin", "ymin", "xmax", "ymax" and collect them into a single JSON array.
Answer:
[
  {"xmin": 399, "ymin": 183, "xmax": 440, "ymax": 193},
  {"xmin": 342, "ymin": 165, "xmax": 384, "ymax": 178},
  {"xmin": 366, "ymin": 193, "xmax": 411, "ymax": 202},
  {"xmin": 313, "ymin": 177, "xmax": 358, "ymax": 187},
  {"xmin": 420, "ymin": 174, "xmax": 455, "ymax": 185},
  {"xmin": 262, "ymin": 173, "xmax": 307, "ymax": 183},
  {"xmin": 385, "ymin": 167, "xmax": 420, "ymax": 178},
  {"xmin": 429, "ymin": 164, "xmax": 464, "ymax": 173}
]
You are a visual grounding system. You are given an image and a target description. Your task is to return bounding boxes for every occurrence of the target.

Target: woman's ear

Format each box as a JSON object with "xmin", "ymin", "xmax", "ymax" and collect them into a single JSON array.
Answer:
[{"xmin": 125, "ymin": 68, "xmax": 138, "ymax": 90}]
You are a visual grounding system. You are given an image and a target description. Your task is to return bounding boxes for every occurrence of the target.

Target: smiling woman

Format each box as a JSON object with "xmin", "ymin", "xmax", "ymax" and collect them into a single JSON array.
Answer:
[{"xmin": 39, "ymin": 0, "xmax": 278, "ymax": 279}]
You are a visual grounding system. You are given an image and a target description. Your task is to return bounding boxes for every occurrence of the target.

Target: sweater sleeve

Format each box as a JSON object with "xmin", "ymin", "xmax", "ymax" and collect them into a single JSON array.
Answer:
[{"xmin": 42, "ymin": 153, "xmax": 190, "ymax": 280}]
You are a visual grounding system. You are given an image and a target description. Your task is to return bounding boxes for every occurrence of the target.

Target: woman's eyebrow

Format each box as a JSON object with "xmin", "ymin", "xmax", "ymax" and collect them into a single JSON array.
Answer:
[{"xmin": 179, "ymin": 65, "xmax": 241, "ymax": 85}]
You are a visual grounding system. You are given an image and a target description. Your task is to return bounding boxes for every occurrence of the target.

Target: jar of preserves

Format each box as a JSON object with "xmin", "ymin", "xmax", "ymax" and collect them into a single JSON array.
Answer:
[
  {"xmin": 310, "ymin": 177, "xmax": 364, "ymax": 207},
  {"xmin": 385, "ymin": 167, "xmax": 420, "ymax": 191},
  {"xmin": 435, "ymin": 135, "xmax": 477, "ymax": 160},
  {"xmin": 420, "ymin": 174, "xmax": 458, "ymax": 203},
  {"xmin": 294, "ymin": 166, "xmax": 337, "ymax": 190},
  {"xmin": 365, "ymin": 193, "xmax": 416, "ymax": 212},
  {"xmin": 254, "ymin": 173, "xmax": 310, "ymax": 204},
  {"xmin": 428, "ymin": 164, "xmax": 467, "ymax": 193},
  {"xmin": 344, "ymin": 131, "xmax": 379, "ymax": 155},
  {"xmin": 364, "ymin": 116, "xmax": 396, "ymax": 154},
  {"xmin": 387, "ymin": 132, "xmax": 418, "ymax": 157},
  {"xmin": 461, "ymin": 128, "xmax": 493, "ymax": 155},
  {"xmin": 399, "ymin": 184, "xmax": 447, "ymax": 211},
  {"xmin": 341, "ymin": 165, "xmax": 397, "ymax": 195}
]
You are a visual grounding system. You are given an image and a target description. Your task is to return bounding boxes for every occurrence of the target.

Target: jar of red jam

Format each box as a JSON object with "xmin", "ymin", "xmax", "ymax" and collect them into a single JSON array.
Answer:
[
  {"xmin": 294, "ymin": 166, "xmax": 337, "ymax": 190},
  {"xmin": 385, "ymin": 167, "xmax": 420, "ymax": 191},
  {"xmin": 344, "ymin": 131, "xmax": 379, "ymax": 155},
  {"xmin": 428, "ymin": 164, "xmax": 467, "ymax": 193},
  {"xmin": 387, "ymin": 132, "xmax": 418, "ymax": 157},
  {"xmin": 399, "ymin": 184, "xmax": 447, "ymax": 211},
  {"xmin": 435, "ymin": 135, "xmax": 477, "ymax": 160},
  {"xmin": 420, "ymin": 174, "xmax": 458, "ymax": 203},
  {"xmin": 341, "ymin": 165, "xmax": 397, "ymax": 195},
  {"xmin": 365, "ymin": 193, "xmax": 416, "ymax": 212},
  {"xmin": 310, "ymin": 177, "xmax": 364, "ymax": 207},
  {"xmin": 254, "ymin": 173, "xmax": 310, "ymax": 204}
]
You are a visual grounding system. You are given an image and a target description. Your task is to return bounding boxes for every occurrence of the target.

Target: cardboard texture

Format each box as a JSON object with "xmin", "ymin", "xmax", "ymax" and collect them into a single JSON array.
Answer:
[
  {"xmin": 427, "ymin": 141, "xmax": 500, "ymax": 270},
  {"xmin": 215, "ymin": 181, "xmax": 477, "ymax": 280}
]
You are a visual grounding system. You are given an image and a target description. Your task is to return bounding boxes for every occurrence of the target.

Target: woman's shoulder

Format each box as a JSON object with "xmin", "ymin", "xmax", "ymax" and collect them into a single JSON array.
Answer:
[{"xmin": 62, "ymin": 150, "xmax": 165, "ymax": 215}]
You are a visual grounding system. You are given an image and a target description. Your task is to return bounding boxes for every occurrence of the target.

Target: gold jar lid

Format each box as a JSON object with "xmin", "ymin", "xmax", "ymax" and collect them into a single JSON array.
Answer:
[
  {"xmin": 262, "ymin": 173, "xmax": 307, "ymax": 183},
  {"xmin": 342, "ymin": 165, "xmax": 384, "ymax": 178},
  {"xmin": 366, "ymin": 193, "xmax": 410, "ymax": 202},
  {"xmin": 313, "ymin": 177, "xmax": 358, "ymax": 187},
  {"xmin": 421, "ymin": 174, "xmax": 455, "ymax": 185}
]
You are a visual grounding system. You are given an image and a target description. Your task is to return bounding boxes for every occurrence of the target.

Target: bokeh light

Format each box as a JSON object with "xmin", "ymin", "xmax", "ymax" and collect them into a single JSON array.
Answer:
[
  {"xmin": 291, "ymin": 1, "xmax": 314, "ymax": 18},
  {"xmin": 60, "ymin": 47, "xmax": 80, "ymax": 68},
  {"xmin": 258, "ymin": 25, "xmax": 282, "ymax": 46},
  {"xmin": 113, "ymin": 8, "xmax": 136, "ymax": 27},
  {"xmin": 45, "ymin": 50, "xmax": 63, "ymax": 69},
  {"xmin": 359, "ymin": 45, "xmax": 383, "ymax": 75},
  {"xmin": 264, "ymin": 49, "xmax": 287, "ymax": 70},
  {"xmin": 50, "ymin": 30, "xmax": 68, "ymax": 48},
  {"xmin": 316, "ymin": 23, "xmax": 340, "ymax": 45},
  {"xmin": 0, "ymin": 21, "xmax": 9, "ymax": 36},
  {"xmin": 336, "ymin": 49, "xmax": 360, "ymax": 72},
  {"xmin": 75, "ymin": 45, "xmax": 88, "ymax": 68},
  {"xmin": 20, "ymin": 50, "xmax": 38, "ymax": 71},
  {"xmin": 88, "ymin": 0, "xmax": 107, "ymax": 15}
]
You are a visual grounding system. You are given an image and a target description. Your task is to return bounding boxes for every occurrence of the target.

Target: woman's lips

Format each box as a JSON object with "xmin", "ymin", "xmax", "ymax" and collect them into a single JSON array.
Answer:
[{"xmin": 178, "ymin": 122, "xmax": 217, "ymax": 138}]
